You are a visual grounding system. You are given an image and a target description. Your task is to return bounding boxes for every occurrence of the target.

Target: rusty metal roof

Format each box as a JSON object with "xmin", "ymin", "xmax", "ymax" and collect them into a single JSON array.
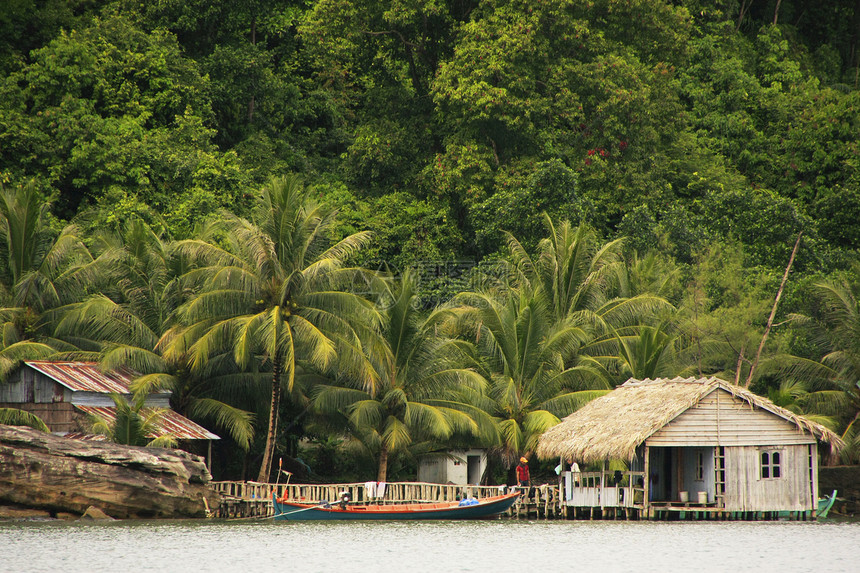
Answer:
[
  {"xmin": 75, "ymin": 405, "xmax": 220, "ymax": 440},
  {"xmin": 62, "ymin": 432, "xmax": 109, "ymax": 441},
  {"xmin": 25, "ymin": 361, "xmax": 169, "ymax": 394}
]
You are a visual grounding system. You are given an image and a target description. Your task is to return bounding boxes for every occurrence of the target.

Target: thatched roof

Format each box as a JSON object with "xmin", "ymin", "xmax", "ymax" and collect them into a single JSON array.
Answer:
[{"xmin": 536, "ymin": 377, "xmax": 844, "ymax": 463}]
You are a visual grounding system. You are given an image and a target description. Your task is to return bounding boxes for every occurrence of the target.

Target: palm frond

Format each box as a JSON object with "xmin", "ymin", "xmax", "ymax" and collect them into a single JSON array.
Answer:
[
  {"xmin": 187, "ymin": 397, "xmax": 255, "ymax": 451},
  {"xmin": 0, "ymin": 407, "xmax": 49, "ymax": 431}
]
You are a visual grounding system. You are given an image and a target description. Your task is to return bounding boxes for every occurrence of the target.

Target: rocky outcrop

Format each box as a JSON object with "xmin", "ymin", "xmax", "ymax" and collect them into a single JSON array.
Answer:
[{"xmin": 0, "ymin": 425, "xmax": 221, "ymax": 519}]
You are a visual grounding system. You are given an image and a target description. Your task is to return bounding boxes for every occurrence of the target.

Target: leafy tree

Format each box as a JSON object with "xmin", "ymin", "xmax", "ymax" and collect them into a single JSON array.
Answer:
[
  {"xmin": 581, "ymin": 321, "xmax": 697, "ymax": 385},
  {"xmin": 167, "ymin": 174, "xmax": 378, "ymax": 482},
  {"xmin": 784, "ymin": 267, "xmax": 860, "ymax": 462},
  {"xmin": 0, "ymin": 182, "xmax": 93, "ymax": 377},
  {"xmin": 507, "ymin": 216, "xmax": 672, "ymax": 330},
  {"xmin": 0, "ymin": 0, "xmax": 106, "ymax": 74},
  {"xmin": 54, "ymin": 218, "xmax": 255, "ymax": 450},
  {"xmin": 0, "ymin": 15, "xmax": 250, "ymax": 236},
  {"xmin": 447, "ymin": 286, "xmax": 608, "ymax": 465},
  {"xmin": 471, "ymin": 160, "xmax": 591, "ymax": 255},
  {"xmin": 313, "ymin": 271, "xmax": 493, "ymax": 481},
  {"xmin": 679, "ymin": 241, "xmax": 789, "ymax": 383},
  {"xmin": 430, "ymin": 0, "xmax": 691, "ymax": 232}
]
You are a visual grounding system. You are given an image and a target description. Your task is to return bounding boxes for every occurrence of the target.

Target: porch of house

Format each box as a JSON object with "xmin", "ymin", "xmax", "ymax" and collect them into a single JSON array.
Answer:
[
  {"xmin": 557, "ymin": 445, "xmax": 818, "ymax": 521},
  {"xmin": 559, "ymin": 446, "xmax": 721, "ymax": 519}
]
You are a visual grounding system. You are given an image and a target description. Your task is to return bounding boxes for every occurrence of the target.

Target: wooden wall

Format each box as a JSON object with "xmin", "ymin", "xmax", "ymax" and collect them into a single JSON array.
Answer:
[
  {"xmin": 0, "ymin": 368, "xmax": 66, "ymax": 403},
  {"xmin": 723, "ymin": 444, "xmax": 814, "ymax": 511},
  {"xmin": 647, "ymin": 389, "xmax": 817, "ymax": 447},
  {"xmin": 0, "ymin": 402, "xmax": 78, "ymax": 433}
]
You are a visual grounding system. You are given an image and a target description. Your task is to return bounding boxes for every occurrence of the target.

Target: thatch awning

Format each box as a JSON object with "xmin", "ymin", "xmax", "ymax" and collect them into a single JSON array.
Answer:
[{"xmin": 536, "ymin": 377, "xmax": 844, "ymax": 463}]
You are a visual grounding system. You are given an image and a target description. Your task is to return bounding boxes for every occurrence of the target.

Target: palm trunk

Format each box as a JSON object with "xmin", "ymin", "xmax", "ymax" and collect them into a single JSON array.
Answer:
[
  {"xmin": 377, "ymin": 444, "xmax": 389, "ymax": 483},
  {"xmin": 257, "ymin": 355, "xmax": 282, "ymax": 482}
]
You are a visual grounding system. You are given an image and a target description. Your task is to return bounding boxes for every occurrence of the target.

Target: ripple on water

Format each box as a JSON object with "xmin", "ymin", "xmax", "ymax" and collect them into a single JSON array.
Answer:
[{"xmin": 1, "ymin": 518, "xmax": 857, "ymax": 573}]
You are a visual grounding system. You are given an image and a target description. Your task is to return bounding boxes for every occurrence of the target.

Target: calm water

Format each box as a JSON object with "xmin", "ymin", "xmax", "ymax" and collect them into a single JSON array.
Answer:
[{"xmin": 2, "ymin": 518, "xmax": 857, "ymax": 573}]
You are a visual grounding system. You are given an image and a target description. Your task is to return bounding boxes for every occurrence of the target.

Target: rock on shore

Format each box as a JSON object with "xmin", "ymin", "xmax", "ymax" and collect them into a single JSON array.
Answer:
[{"xmin": 0, "ymin": 425, "xmax": 220, "ymax": 519}]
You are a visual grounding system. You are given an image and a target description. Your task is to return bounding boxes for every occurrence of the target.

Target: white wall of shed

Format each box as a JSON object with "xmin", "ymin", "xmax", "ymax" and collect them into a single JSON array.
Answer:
[{"xmin": 417, "ymin": 450, "xmax": 487, "ymax": 485}]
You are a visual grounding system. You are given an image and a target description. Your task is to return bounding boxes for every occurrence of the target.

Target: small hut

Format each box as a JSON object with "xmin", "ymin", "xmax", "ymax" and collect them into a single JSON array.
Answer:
[
  {"xmin": 417, "ymin": 449, "xmax": 488, "ymax": 485},
  {"xmin": 536, "ymin": 377, "xmax": 843, "ymax": 520},
  {"xmin": 0, "ymin": 361, "xmax": 219, "ymax": 453}
]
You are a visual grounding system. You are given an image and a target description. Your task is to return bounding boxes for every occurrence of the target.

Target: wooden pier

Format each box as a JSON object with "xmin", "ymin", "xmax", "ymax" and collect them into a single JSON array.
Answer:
[
  {"xmin": 209, "ymin": 476, "xmax": 818, "ymax": 521},
  {"xmin": 209, "ymin": 480, "xmax": 561, "ymax": 520}
]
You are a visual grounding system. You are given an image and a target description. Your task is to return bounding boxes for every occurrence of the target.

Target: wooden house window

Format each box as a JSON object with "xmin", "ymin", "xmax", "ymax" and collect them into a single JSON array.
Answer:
[
  {"xmin": 695, "ymin": 450, "xmax": 704, "ymax": 481},
  {"xmin": 760, "ymin": 450, "xmax": 782, "ymax": 479}
]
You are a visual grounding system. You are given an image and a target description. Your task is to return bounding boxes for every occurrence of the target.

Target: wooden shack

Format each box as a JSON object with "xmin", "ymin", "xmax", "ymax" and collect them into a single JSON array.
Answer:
[
  {"xmin": 0, "ymin": 361, "xmax": 219, "ymax": 445},
  {"xmin": 536, "ymin": 377, "xmax": 843, "ymax": 520},
  {"xmin": 417, "ymin": 449, "xmax": 488, "ymax": 485}
]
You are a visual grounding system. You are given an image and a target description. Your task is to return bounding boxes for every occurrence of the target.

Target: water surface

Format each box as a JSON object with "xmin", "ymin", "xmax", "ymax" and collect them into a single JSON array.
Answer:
[{"xmin": 2, "ymin": 518, "xmax": 857, "ymax": 573}]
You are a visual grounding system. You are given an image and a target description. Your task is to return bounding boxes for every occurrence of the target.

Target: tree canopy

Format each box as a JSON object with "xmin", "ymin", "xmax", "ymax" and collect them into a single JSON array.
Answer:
[{"xmin": 1, "ymin": 0, "xmax": 860, "ymax": 479}]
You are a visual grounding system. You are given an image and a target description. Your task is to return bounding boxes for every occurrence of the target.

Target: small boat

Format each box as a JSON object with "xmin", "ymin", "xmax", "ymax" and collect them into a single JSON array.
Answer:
[
  {"xmin": 272, "ymin": 492, "xmax": 521, "ymax": 521},
  {"xmin": 817, "ymin": 489, "xmax": 837, "ymax": 519}
]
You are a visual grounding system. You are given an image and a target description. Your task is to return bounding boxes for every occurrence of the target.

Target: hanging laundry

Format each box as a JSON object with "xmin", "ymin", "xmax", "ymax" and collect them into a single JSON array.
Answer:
[{"xmin": 364, "ymin": 481, "xmax": 377, "ymax": 498}]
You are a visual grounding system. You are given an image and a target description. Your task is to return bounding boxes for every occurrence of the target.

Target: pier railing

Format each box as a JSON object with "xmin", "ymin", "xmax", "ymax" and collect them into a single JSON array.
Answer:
[
  {"xmin": 561, "ymin": 470, "xmax": 646, "ymax": 508},
  {"xmin": 210, "ymin": 480, "xmax": 562, "ymax": 519},
  {"xmin": 212, "ymin": 480, "xmax": 528, "ymax": 504}
]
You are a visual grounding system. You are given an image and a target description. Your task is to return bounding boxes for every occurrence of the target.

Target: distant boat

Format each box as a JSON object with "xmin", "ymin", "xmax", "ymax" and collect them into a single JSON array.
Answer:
[
  {"xmin": 272, "ymin": 492, "xmax": 521, "ymax": 521},
  {"xmin": 817, "ymin": 490, "xmax": 837, "ymax": 519}
]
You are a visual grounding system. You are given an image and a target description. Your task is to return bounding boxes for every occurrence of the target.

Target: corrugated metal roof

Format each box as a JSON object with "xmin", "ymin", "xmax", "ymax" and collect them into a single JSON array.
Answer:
[
  {"xmin": 75, "ymin": 405, "xmax": 220, "ymax": 440},
  {"xmin": 25, "ymin": 361, "xmax": 169, "ymax": 395},
  {"xmin": 62, "ymin": 432, "xmax": 109, "ymax": 441}
]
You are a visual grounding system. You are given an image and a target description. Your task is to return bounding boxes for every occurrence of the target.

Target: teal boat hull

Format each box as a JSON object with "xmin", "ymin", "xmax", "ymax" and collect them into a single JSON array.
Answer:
[
  {"xmin": 272, "ymin": 492, "xmax": 521, "ymax": 521},
  {"xmin": 817, "ymin": 490, "xmax": 837, "ymax": 518}
]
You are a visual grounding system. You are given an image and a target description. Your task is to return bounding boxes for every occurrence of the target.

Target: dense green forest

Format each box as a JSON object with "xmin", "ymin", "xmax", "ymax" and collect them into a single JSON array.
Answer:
[{"xmin": 0, "ymin": 0, "xmax": 859, "ymax": 483}]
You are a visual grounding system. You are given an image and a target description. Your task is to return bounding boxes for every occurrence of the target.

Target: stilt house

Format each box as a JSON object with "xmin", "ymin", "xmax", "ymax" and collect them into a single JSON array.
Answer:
[{"xmin": 536, "ymin": 377, "xmax": 843, "ymax": 519}]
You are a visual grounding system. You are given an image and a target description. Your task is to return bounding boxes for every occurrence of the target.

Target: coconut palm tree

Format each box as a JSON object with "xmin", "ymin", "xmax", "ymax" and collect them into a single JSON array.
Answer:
[
  {"xmin": 579, "ymin": 320, "xmax": 701, "ymax": 385},
  {"xmin": 312, "ymin": 272, "xmax": 495, "ymax": 481},
  {"xmin": 166, "ymin": 175, "xmax": 378, "ymax": 482},
  {"xmin": 54, "ymin": 218, "xmax": 255, "ymax": 450},
  {"xmin": 0, "ymin": 182, "xmax": 94, "ymax": 376},
  {"xmin": 783, "ymin": 270, "xmax": 860, "ymax": 462},
  {"xmin": 89, "ymin": 393, "xmax": 177, "ymax": 448},
  {"xmin": 447, "ymin": 288, "xmax": 610, "ymax": 466},
  {"xmin": 506, "ymin": 216, "xmax": 675, "ymax": 360}
]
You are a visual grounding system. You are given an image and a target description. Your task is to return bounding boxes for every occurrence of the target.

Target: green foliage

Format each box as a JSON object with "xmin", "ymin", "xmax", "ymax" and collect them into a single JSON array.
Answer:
[
  {"xmin": 471, "ymin": 159, "xmax": 592, "ymax": 255},
  {"xmin": 0, "ymin": 407, "xmax": 50, "ymax": 432},
  {"xmin": 1, "ymin": 1, "xmax": 860, "ymax": 477},
  {"xmin": 89, "ymin": 392, "xmax": 177, "ymax": 448},
  {"xmin": 313, "ymin": 271, "xmax": 493, "ymax": 481},
  {"xmin": 678, "ymin": 241, "xmax": 784, "ymax": 382},
  {"xmin": 447, "ymin": 287, "xmax": 608, "ymax": 465},
  {"xmin": 0, "ymin": 14, "xmax": 252, "ymax": 237},
  {"xmin": 782, "ymin": 266, "xmax": 860, "ymax": 461},
  {"xmin": 168, "ymin": 174, "xmax": 378, "ymax": 481}
]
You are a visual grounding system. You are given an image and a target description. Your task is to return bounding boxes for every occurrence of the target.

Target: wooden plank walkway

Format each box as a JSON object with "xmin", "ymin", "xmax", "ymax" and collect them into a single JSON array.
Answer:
[{"xmin": 209, "ymin": 481, "xmax": 562, "ymax": 520}]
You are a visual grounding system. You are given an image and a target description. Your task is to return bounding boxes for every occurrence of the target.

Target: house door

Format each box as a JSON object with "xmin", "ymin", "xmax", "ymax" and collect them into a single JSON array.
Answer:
[
  {"xmin": 648, "ymin": 447, "xmax": 675, "ymax": 501},
  {"xmin": 467, "ymin": 455, "xmax": 482, "ymax": 485}
]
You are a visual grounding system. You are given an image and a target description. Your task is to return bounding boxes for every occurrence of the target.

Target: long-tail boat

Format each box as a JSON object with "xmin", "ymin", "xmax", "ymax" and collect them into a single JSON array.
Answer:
[{"xmin": 272, "ymin": 491, "xmax": 520, "ymax": 521}]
